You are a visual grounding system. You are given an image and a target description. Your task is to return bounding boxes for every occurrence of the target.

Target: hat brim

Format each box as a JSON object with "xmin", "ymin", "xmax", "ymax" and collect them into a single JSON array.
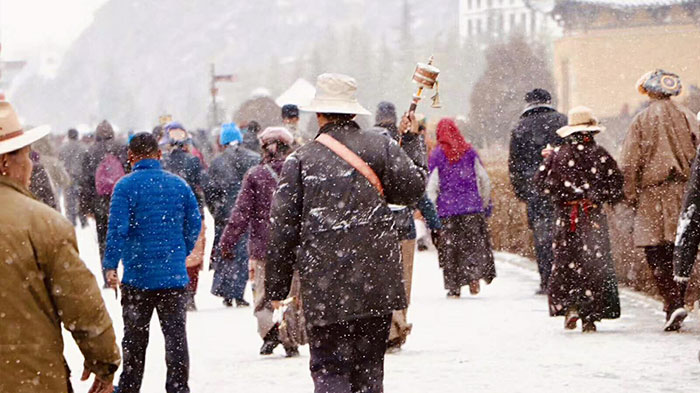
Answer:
[
  {"xmin": 556, "ymin": 124, "xmax": 605, "ymax": 138},
  {"xmin": 300, "ymin": 99, "xmax": 371, "ymax": 116},
  {"xmin": 0, "ymin": 125, "xmax": 51, "ymax": 155}
]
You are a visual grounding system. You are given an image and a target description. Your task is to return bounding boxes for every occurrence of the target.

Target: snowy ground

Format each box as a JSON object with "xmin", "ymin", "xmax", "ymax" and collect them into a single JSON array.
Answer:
[{"xmin": 63, "ymin": 218, "xmax": 700, "ymax": 392}]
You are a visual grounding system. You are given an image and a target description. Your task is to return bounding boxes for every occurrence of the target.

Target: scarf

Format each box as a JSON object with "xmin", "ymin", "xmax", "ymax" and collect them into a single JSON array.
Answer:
[{"xmin": 436, "ymin": 118, "xmax": 471, "ymax": 164}]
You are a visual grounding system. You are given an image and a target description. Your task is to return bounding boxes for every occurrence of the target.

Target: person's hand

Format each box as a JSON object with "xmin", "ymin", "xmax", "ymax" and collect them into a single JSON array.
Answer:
[
  {"xmin": 105, "ymin": 270, "xmax": 119, "ymax": 290},
  {"xmin": 271, "ymin": 300, "xmax": 282, "ymax": 310},
  {"xmin": 398, "ymin": 111, "xmax": 419, "ymax": 135},
  {"xmin": 249, "ymin": 265, "xmax": 255, "ymax": 282},
  {"xmin": 81, "ymin": 368, "xmax": 113, "ymax": 393}
]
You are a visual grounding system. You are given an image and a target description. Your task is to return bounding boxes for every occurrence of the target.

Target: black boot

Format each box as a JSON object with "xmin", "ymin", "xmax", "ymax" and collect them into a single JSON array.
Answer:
[
  {"xmin": 186, "ymin": 292, "xmax": 197, "ymax": 312},
  {"xmin": 260, "ymin": 325, "xmax": 281, "ymax": 355},
  {"xmin": 223, "ymin": 298, "xmax": 234, "ymax": 307},
  {"xmin": 284, "ymin": 345, "xmax": 300, "ymax": 358},
  {"xmin": 235, "ymin": 298, "xmax": 250, "ymax": 307}
]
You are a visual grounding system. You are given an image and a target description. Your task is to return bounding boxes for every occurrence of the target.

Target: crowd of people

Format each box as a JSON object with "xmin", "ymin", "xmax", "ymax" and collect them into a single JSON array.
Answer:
[{"xmin": 2, "ymin": 68, "xmax": 700, "ymax": 393}]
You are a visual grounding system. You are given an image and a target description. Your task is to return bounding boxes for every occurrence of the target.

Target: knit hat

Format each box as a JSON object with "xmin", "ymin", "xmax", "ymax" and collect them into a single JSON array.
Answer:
[
  {"xmin": 281, "ymin": 104, "xmax": 299, "ymax": 119},
  {"xmin": 95, "ymin": 120, "xmax": 114, "ymax": 142},
  {"xmin": 525, "ymin": 88, "xmax": 552, "ymax": 105},
  {"xmin": 259, "ymin": 126, "xmax": 294, "ymax": 146},
  {"xmin": 220, "ymin": 122, "xmax": 243, "ymax": 146},
  {"xmin": 637, "ymin": 69, "xmax": 682, "ymax": 97},
  {"xmin": 375, "ymin": 101, "xmax": 397, "ymax": 125}
]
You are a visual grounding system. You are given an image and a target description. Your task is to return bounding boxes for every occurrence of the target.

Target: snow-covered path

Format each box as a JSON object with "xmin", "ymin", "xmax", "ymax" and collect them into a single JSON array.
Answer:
[{"xmin": 64, "ymin": 222, "xmax": 700, "ymax": 392}]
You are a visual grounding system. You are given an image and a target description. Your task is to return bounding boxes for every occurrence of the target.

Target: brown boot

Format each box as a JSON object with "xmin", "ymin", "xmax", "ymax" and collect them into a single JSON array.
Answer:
[
  {"xmin": 469, "ymin": 281, "xmax": 481, "ymax": 295},
  {"xmin": 582, "ymin": 321, "xmax": 597, "ymax": 333},
  {"xmin": 565, "ymin": 309, "xmax": 579, "ymax": 330}
]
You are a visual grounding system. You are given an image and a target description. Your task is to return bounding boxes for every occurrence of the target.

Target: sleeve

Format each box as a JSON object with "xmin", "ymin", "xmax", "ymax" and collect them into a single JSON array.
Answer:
[
  {"xmin": 619, "ymin": 120, "xmax": 644, "ymax": 207},
  {"xmin": 37, "ymin": 222, "xmax": 120, "ymax": 382},
  {"xmin": 183, "ymin": 184, "xmax": 202, "ymax": 255},
  {"xmin": 220, "ymin": 172, "xmax": 256, "ymax": 257},
  {"xmin": 475, "ymin": 155, "xmax": 492, "ymax": 209},
  {"xmin": 674, "ymin": 149, "xmax": 700, "ymax": 280},
  {"xmin": 417, "ymin": 194, "xmax": 441, "ymax": 230},
  {"xmin": 103, "ymin": 181, "xmax": 130, "ymax": 270},
  {"xmin": 381, "ymin": 133, "xmax": 428, "ymax": 206},
  {"xmin": 426, "ymin": 168, "xmax": 439, "ymax": 205},
  {"xmin": 265, "ymin": 155, "xmax": 303, "ymax": 301}
]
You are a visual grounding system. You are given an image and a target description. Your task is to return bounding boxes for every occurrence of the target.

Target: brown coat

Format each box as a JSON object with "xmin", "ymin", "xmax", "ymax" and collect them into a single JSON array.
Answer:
[
  {"xmin": 620, "ymin": 98, "xmax": 698, "ymax": 247},
  {"xmin": 0, "ymin": 177, "xmax": 120, "ymax": 393}
]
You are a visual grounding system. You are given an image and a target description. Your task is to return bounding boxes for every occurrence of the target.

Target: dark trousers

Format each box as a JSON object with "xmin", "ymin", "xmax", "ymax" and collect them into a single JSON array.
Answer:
[
  {"xmin": 528, "ymin": 203, "xmax": 554, "ymax": 291},
  {"xmin": 118, "ymin": 285, "xmax": 190, "ymax": 393},
  {"xmin": 65, "ymin": 184, "xmax": 87, "ymax": 227},
  {"xmin": 644, "ymin": 243, "xmax": 687, "ymax": 313},
  {"xmin": 308, "ymin": 314, "xmax": 391, "ymax": 393},
  {"xmin": 94, "ymin": 195, "xmax": 111, "ymax": 283}
]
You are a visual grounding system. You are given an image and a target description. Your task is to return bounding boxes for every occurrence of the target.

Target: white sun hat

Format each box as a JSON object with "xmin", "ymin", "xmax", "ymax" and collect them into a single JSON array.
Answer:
[
  {"xmin": 556, "ymin": 106, "xmax": 605, "ymax": 138},
  {"xmin": 0, "ymin": 102, "xmax": 50, "ymax": 155},
  {"xmin": 301, "ymin": 73, "xmax": 371, "ymax": 116}
]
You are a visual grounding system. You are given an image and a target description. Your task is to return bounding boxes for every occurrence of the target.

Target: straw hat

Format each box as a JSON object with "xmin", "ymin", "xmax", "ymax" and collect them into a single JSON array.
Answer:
[
  {"xmin": 556, "ymin": 106, "xmax": 605, "ymax": 138},
  {"xmin": 301, "ymin": 73, "xmax": 371, "ymax": 116},
  {"xmin": 0, "ymin": 102, "xmax": 50, "ymax": 155}
]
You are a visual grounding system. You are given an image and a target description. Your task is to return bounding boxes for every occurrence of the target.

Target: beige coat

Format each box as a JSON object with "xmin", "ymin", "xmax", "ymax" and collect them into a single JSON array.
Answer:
[
  {"xmin": 620, "ymin": 98, "xmax": 698, "ymax": 247},
  {"xmin": 0, "ymin": 177, "xmax": 120, "ymax": 393}
]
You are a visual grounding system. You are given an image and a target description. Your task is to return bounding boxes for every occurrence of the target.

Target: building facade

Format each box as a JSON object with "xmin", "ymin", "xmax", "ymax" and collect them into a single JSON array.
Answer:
[
  {"xmin": 552, "ymin": 0, "xmax": 700, "ymax": 117},
  {"xmin": 459, "ymin": 0, "xmax": 558, "ymax": 41}
]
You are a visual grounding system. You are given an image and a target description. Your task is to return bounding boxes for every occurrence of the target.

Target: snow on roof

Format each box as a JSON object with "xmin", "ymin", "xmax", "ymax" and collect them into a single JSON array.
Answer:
[
  {"xmin": 564, "ymin": 0, "xmax": 695, "ymax": 8},
  {"xmin": 275, "ymin": 78, "xmax": 316, "ymax": 107}
]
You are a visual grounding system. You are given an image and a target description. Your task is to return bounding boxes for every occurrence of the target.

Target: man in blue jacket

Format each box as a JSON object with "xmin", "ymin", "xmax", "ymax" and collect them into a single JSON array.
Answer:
[{"xmin": 104, "ymin": 132, "xmax": 201, "ymax": 393}]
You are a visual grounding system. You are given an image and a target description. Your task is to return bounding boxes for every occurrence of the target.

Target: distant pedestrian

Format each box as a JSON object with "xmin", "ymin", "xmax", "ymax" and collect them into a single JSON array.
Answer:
[
  {"xmin": 79, "ymin": 120, "xmax": 128, "ymax": 287},
  {"xmin": 266, "ymin": 73, "xmax": 427, "ymax": 392},
  {"xmin": 241, "ymin": 120, "xmax": 262, "ymax": 153},
  {"xmin": 104, "ymin": 132, "xmax": 201, "ymax": 393},
  {"xmin": 59, "ymin": 128, "xmax": 89, "ymax": 226},
  {"xmin": 509, "ymin": 88, "xmax": 567, "ymax": 294},
  {"xmin": 534, "ymin": 106, "xmax": 623, "ymax": 333},
  {"xmin": 282, "ymin": 104, "xmax": 305, "ymax": 145},
  {"xmin": 29, "ymin": 150, "xmax": 58, "ymax": 209},
  {"xmin": 219, "ymin": 126, "xmax": 306, "ymax": 357},
  {"xmin": 620, "ymin": 70, "xmax": 698, "ymax": 331},
  {"xmin": 428, "ymin": 118, "xmax": 496, "ymax": 298},
  {"xmin": 162, "ymin": 122, "xmax": 207, "ymax": 311},
  {"xmin": 204, "ymin": 122, "xmax": 260, "ymax": 307},
  {"xmin": 0, "ymin": 101, "xmax": 120, "ymax": 393}
]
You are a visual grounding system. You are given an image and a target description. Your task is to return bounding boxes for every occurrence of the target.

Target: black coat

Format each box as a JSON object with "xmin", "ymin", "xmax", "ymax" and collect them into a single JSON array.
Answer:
[
  {"xmin": 509, "ymin": 106, "xmax": 567, "ymax": 220},
  {"xmin": 163, "ymin": 148, "xmax": 204, "ymax": 209},
  {"xmin": 78, "ymin": 138, "xmax": 127, "ymax": 214},
  {"xmin": 674, "ymin": 146, "xmax": 700, "ymax": 279},
  {"xmin": 265, "ymin": 121, "xmax": 427, "ymax": 327}
]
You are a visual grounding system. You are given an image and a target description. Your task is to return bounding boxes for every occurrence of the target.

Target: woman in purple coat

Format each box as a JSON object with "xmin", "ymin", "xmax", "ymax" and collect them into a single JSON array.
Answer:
[
  {"xmin": 428, "ymin": 118, "xmax": 496, "ymax": 298},
  {"xmin": 219, "ymin": 127, "xmax": 305, "ymax": 357}
]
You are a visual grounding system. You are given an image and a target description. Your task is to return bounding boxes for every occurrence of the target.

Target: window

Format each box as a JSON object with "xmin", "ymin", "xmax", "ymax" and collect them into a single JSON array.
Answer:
[
  {"xmin": 468, "ymin": 0, "xmax": 472, "ymax": 10},
  {"xmin": 510, "ymin": 13, "xmax": 516, "ymax": 31},
  {"xmin": 468, "ymin": 19, "xmax": 473, "ymax": 36},
  {"xmin": 476, "ymin": 19, "xmax": 482, "ymax": 34}
]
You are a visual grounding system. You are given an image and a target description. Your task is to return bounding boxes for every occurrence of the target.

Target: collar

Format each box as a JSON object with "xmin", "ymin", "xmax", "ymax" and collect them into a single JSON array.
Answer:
[
  {"xmin": 0, "ymin": 176, "xmax": 36, "ymax": 200},
  {"xmin": 521, "ymin": 104, "xmax": 556, "ymax": 117},
  {"xmin": 317, "ymin": 121, "xmax": 360, "ymax": 137},
  {"xmin": 132, "ymin": 159, "xmax": 161, "ymax": 171}
]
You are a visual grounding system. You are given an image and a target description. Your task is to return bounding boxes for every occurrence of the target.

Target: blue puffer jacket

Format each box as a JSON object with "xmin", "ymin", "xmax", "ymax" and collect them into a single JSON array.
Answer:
[{"xmin": 104, "ymin": 159, "xmax": 202, "ymax": 290}]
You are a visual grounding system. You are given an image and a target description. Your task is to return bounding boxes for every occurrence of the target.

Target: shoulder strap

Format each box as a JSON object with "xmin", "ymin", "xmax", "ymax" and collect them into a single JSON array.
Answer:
[
  {"xmin": 316, "ymin": 133, "xmax": 384, "ymax": 197},
  {"xmin": 263, "ymin": 164, "xmax": 280, "ymax": 183}
]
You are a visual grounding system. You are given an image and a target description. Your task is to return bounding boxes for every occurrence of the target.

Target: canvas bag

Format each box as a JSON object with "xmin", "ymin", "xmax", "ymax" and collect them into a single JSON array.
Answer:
[{"xmin": 95, "ymin": 154, "xmax": 125, "ymax": 196}]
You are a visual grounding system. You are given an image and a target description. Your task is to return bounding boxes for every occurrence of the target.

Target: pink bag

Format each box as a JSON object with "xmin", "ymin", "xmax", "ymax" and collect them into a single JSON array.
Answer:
[{"xmin": 95, "ymin": 154, "xmax": 125, "ymax": 196}]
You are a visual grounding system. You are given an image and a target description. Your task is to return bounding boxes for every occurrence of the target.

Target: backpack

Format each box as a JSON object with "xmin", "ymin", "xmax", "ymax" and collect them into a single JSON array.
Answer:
[{"xmin": 95, "ymin": 154, "xmax": 125, "ymax": 196}]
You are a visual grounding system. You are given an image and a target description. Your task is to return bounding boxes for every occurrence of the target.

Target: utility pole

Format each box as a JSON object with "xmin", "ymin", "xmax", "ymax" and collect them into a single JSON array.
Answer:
[{"xmin": 209, "ymin": 63, "xmax": 236, "ymax": 128}]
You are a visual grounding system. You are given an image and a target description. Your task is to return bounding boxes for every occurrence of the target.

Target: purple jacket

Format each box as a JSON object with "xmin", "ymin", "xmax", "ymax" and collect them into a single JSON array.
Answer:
[
  {"xmin": 428, "ymin": 147, "xmax": 488, "ymax": 218},
  {"xmin": 219, "ymin": 159, "xmax": 283, "ymax": 261}
]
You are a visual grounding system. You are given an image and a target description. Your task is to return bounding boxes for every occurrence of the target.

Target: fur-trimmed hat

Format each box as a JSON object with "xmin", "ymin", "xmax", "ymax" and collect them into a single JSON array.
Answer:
[{"xmin": 637, "ymin": 69, "xmax": 682, "ymax": 97}]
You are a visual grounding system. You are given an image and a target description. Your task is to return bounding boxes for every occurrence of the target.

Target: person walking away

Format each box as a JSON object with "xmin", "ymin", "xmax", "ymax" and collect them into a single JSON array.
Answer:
[
  {"xmin": 79, "ymin": 120, "xmax": 127, "ymax": 287},
  {"xmin": 219, "ymin": 126, "xmax": 305, "ymax": 357},
  {"xmin": 59, "ymin": 128, "xmax": 89, "ymax": 226},
  {"xmin": 265, "ymin": 73, "xmax": 428, "ymax": 392},
  {"xmin": 104, "ymin": 133, "xmax": 201, "ymax": 393},
  {"xmin": 428, "ymin": 118, "xmax": 496, "ymax": 298},
  {"xmin": 162, "ymin": 122, "xmax": 207, "ymax": 311},
  {"xmin": 242, "ymin": 120, "xmax": 262, "ymax": 153},
  {"xmin": 29, "ymin": 149, "xmax": 58, "ymax": 209},
  {"xmin": 509, "ymin": 89, "xmax": 567, "ymax": 294},
  {"xmin": 204, "ymin": 122, "xmax": 260, "ymax": 307},
  {"xmin": 282, "ymin": 104, "xmax": 305, "ymax": 145},
  {"xmin": 369, "ymin": 123, "xmax": 441, "ymax": 352},
  {"xmin": 0, "ymin": 101, "xmax": 120, "ymax": 393},
  {"xmin": 619, "ymin": 70, "xmax": 698, "ymax": 331},
  {"xmin": 534, "ymin": 106, "xmax": 623, "ymax": 332}
]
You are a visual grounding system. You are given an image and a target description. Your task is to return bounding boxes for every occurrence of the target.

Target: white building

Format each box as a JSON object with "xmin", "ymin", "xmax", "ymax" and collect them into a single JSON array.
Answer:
[{"xmin": 458, "ymin": 0, "xmax": 558, "ymax": 42}]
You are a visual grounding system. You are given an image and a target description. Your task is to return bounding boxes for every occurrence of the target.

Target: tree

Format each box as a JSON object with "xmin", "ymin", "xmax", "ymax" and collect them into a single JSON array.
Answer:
[{"xmin": 466, "ymin": 36, "xmax": 555, "ymax": 147}]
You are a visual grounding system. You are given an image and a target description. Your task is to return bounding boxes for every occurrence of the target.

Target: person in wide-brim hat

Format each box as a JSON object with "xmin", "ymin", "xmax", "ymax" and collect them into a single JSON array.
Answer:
[
  {"xmin": 556, "ymin": 106, "xmax": 605, "ymax": 138},
  {"xmin": 301, "ymin": 73, "xmax": 371, "ymax": 116},
  {"xmin": 0, "ymin": 102, "xmax": 50, "ymax": 155}
]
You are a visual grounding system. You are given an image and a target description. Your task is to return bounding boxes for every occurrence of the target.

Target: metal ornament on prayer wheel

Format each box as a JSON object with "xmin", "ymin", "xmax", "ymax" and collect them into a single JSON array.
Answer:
[{"xmin": 410, "ymin": 56, "xmax": 442, "ymax": 112}]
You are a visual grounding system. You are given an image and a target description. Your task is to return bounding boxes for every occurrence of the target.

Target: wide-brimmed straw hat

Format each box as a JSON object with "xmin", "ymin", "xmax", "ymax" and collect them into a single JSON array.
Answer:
[
  {"xmin": 0, "ymin": 102, "xmax": 50, "ymax": 155},
  {"xmin": 637, "ymin": 69, "xmax": 682, "ymax": 97},
  {"xmin": 301, "ymin": 73, "xmax": 371, "ymax": 116},
  {"xmin": 556, "ymin": 106, "xmax": 605, "ymax": 138}
]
